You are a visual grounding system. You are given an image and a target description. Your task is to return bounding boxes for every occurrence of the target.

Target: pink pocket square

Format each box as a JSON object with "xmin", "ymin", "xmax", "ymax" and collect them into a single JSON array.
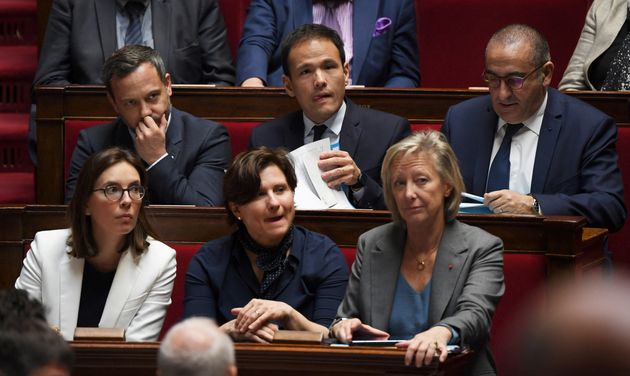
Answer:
[{"xmin": 372, "ymin": 17, "xmax": 392, "ymax": 37}]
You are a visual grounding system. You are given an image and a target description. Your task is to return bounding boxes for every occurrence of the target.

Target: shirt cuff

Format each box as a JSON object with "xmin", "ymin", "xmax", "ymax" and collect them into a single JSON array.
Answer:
[
  {"xmin": 146, "ymin": 153, "xmax": 169, "ymax": 170},
  {"xmin": 434, "ymin": 324, "xmax": 460, "ymax": 345}
]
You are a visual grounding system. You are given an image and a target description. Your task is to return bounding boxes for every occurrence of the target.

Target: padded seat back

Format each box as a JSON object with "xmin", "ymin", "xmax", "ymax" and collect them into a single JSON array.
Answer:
[
  {"xmin": 160, "ymin": 242, "xmax": 203, "ymax": 339},
  {"xmin": 609, "ymin": 127, "xmax": 630, "ymax": 264},
  {"xmin": 223, "ymin": 121, "xmax": 260, "ymax": 158},
  {"xmin": 416, "ymin": 0, "xmax": 592, "ymax": 88}
]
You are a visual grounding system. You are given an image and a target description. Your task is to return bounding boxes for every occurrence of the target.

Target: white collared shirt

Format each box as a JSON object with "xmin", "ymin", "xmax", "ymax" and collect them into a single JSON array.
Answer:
[
  {"xmin": 488, "ymin": 91, "xmax": 548, "ymax": 193},
  {"xmin": 303, "ymin": 101, "xmax": 347, "ymax": 150}
]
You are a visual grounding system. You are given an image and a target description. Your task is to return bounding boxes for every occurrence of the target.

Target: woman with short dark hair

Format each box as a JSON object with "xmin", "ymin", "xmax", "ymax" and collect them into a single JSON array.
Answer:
[
  {"xmin": 184, "ymin": 147, "xmax": 349, "ymax": 341},
  {"xmin": 16, "ymin": 147, "xmax": 176, "ymax": 341}
]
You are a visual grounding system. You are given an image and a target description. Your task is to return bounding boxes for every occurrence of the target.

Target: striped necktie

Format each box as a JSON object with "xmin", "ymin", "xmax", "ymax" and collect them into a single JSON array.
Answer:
[{"xmin": 124, "ymin": 1, "xmax": 145, "ymax": 46}]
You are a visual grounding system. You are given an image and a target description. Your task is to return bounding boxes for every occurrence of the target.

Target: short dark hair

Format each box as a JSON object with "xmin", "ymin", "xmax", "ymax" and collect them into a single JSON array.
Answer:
[
  {"xmin": 223, "ymin": 147, "xmax": 297, "ymax": 224},
  {"xmin": 487, "ymin": 24, "xmax": 551, "ymax": 67},
  {"xmin": 0, "ymin": 288, "xmax": 74, "ymax": 376},
  {"xmin": 281, "ymin": 23, "xmax": 345, "ymax": 77},
  {"xmin": 67, "ymin": 147, "xmax": 155, "ymax": 258},
  {"xmin": 101, "ymin": 45, "xmax": 167, "ymax": 96}
]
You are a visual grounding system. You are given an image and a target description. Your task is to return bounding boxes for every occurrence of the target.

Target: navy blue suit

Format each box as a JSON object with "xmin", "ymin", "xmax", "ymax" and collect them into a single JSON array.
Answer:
[
  {"xmin": 442, "ymin": 88, "xmax": 626, "ymax": 232},
  {"xmin": 235, "ymin": 0, "xmax": 420, "ymax": 87},
  {"xmin": 249, "ymin": 99, "xmax": 411, "ymax": 210},
  {"xmin": 183, "ymin": 226, "xmax": 349, "ymax": 327},
  {"xmin": 65, "ymin": 107, "xmax": 231, "ymax": 206}
]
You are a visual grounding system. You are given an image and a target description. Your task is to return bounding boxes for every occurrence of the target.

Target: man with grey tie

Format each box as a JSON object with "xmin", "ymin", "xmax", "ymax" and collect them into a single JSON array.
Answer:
[
  {"xmin": 30, "ymin": 0, "xmax": 234, "ymax": 163},
  {"xmin": 442, "ymin": 24, "xmax": 626, "ymax": 232}
]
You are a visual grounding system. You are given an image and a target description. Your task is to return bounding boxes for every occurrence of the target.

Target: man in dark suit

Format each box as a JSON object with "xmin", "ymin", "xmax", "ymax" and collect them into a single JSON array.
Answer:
[
  {"xmin": 30, "ymin": 0, "xmax": 235, "ymax": 164},
  {"xmin": 65, "ymin": 45, "xmax": 231, "ymax": 206},
  {"xmin": 236, "ymin": 0, "xmax": 419, "ymax": 88},
  {"xmin": 249, "ymin": 24, "xmax": 411, "ymax": 209},
  {"xmin": 35, "ymin": 0, "xmax": 234, "ymax": 86},
  {"xmin": 442, "ymin": 24, "xmax": 626, "ymax": 232}
]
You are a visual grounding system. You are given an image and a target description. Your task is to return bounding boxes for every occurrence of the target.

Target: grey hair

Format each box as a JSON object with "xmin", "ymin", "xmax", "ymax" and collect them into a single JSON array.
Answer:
[
  {"xmin": 486, "ymin": 24, "xmax": 551, "ymax": 67},
  {"xmin": 158, "ymin": 317, "xmax": 235, "ymax": 376}
]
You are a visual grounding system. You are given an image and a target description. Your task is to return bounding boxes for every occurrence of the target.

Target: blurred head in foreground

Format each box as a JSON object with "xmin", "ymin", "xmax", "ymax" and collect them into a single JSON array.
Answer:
[
  {"xmin": 511, "ymin": 272, "xmax": 630, "ymax": 376},
  {"xmin": 158, "ymin": 317, "xmax": 237, "ymax": 376}
]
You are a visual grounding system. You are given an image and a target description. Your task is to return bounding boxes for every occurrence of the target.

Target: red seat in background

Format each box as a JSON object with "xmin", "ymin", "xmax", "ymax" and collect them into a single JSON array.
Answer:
[{"xmin": 415, "ymin": 0, "xmax": 593, "ymax": 88}]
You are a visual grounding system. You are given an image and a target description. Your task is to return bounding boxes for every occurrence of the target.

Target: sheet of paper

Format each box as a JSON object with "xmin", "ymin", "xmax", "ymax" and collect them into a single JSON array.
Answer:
[{"xmin": 289, "ymin": 139, "xmax": 355, "ymax": 210}]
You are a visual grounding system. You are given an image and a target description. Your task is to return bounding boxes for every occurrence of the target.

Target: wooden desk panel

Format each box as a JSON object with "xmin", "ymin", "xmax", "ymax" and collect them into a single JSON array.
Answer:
[
  {"xmin": 35, "ymin": 86, "xmax": 630, "ymax": 204},
  {"xmin": 0, "ymin": 205, "xmax": 606, "ymax": 289},
  {"xmin": 70, "ymin": 341, "xmax": 473, "ymax": 376}
]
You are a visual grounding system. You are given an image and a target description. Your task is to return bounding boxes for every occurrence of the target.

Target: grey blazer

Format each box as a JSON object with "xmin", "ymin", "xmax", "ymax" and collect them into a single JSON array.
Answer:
[
  {"xmin": 336, "ymin": 220, "xmax": 505, "ymax": 375},
  {"xmin": 559, "ymin": 0, "xmax": 628, "ymax": 90}
]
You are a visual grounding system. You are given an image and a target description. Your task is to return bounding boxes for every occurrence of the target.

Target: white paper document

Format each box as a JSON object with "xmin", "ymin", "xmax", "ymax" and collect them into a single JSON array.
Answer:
[{"xmin": 289, "ymin": 139, "xmax": 355, "ymax": 210}]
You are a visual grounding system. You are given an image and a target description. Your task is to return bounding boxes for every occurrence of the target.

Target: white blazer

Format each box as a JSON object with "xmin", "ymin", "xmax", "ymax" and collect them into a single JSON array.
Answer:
[{"xmin": 15, "ymin": 229, "xmax": 176, "ymax": 341}]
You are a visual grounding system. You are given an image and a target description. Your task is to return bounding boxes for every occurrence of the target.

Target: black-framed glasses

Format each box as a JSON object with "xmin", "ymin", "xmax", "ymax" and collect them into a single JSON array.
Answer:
[
  {"xmin": 482, "ymin": 61, "xmax": 549, "ymax": 90},
  {"xmin": 92, "ymin": 184, "xmax": 145, "ymax": 201}
]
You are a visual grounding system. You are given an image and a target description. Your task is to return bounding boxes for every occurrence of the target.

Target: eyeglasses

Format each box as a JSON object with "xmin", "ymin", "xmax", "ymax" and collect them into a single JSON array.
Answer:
[
  {"xmin": 92, "ymin": 184, "xmax": 146, "ymax": 201},
  {"xmin": 482, "ymin": 61, "xmax": 548, "ymax": 90}
]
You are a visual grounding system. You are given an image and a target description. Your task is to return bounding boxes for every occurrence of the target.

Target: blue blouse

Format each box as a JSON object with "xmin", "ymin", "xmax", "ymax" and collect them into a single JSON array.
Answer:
[
  {"xmin": 184, "ymin": 226, "xmax": 349, "ymax": 327},
  {"xmin": 388, "ymin": 275, "xmax": 431, "ymax": 340}
]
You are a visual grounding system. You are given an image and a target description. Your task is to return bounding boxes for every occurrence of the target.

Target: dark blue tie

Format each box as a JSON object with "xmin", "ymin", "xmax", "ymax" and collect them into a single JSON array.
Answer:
[
  {"xmin": 312, "ymin": 124, "xmax": 327, "ymax": 142},
  {"xmin": 486, "ymin": 123, "xmax": 523, "ymax": 192},
  {"xmin": 124, "ymin": 1, "xmax": 145, "ymax": 46}
]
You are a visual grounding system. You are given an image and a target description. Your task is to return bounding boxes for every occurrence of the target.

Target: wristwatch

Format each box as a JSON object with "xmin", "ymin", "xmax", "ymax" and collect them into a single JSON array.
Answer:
[
  {"xmin": 350, "ymin": 173, "xmax": 367, "ymax": 192},
  {"xmin": 528, "ymin": 194, "xmax": 541, "ymax": 215}
]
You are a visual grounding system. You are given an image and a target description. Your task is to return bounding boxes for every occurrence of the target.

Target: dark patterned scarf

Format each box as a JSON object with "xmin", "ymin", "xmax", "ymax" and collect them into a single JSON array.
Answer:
[{"xmin": 237, "ymin": 224, "xmax": 294, "ymax": 299}]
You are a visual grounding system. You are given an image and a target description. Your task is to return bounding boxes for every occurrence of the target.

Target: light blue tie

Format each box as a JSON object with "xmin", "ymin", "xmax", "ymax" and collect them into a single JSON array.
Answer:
[
  {"xmin": 124, "ymin": 1, "xmax": 145, "ymax": 46},
  {"xmin": 486, "ymin": 123, "xmax": 523, "ymax": 192}
]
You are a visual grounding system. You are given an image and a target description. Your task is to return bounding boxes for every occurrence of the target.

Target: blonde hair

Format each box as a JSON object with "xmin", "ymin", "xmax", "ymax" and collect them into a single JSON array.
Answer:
[{"xmin": 381, "ymin": 131, "xmax": 464, "ymax": 224}]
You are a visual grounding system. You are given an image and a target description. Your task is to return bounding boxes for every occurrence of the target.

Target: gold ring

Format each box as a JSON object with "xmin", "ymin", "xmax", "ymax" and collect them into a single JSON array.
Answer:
[{"xmin": 255, "ymin": 310, "xmax": 260, "ymax": 316}]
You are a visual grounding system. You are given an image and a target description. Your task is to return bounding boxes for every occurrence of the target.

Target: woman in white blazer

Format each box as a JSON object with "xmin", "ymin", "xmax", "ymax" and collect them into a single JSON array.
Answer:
[{"xmin": 15, "ymin": 147, "xmax": 176, "ymax": 341}]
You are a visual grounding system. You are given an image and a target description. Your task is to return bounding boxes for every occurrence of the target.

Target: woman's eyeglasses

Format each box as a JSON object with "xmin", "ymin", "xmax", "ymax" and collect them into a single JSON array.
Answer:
[{"xmin": 92, "ymin": 184, "xmax": 146, "ymax": 201}]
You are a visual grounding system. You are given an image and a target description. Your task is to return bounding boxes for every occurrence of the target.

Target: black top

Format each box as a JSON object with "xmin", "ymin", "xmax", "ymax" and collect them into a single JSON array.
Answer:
[
  {"xmin": 77, "ymin": 261, "xmax": 116, "ymax": 327},
  {"xmin": 589, "ymin": 16, "xmax": 630, "ymax": 89}
]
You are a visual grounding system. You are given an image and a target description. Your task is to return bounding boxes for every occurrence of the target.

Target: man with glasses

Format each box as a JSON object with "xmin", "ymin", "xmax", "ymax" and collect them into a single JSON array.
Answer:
[
  {"xmin": 65, "ymin": 45, "xmax": 231, "ymax": 206},
  {"xmin": 442, "ymin": 24, "xmax": 626, "ymax": 233}
]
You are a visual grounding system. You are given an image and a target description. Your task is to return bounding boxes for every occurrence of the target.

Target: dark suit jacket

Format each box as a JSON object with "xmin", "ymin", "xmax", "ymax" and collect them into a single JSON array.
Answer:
[
  {"xmin": 442, "ymin": 88, "xmax": 627, "ymax": 232},
  {"xmin": 336, "ymin": 221, "xmax": 505, "ymax": 376},
  {"xmin": 65, "ymin": 107, "xmax": 231, "ymax": 206},
  {"xmin": 34, "ymin": 0, "xmax": 235, "ymax": 86},
  {"xmin": 235, "ymin": 0, "xmax": 420, "ymax": 87},
  {"xmin": 248, "ymin": 99, "xmax": 411, "ymax": 209}
]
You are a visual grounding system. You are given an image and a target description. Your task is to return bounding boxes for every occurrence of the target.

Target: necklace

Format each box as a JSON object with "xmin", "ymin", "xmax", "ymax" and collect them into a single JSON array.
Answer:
[{"xmin": 415, "ymin": 248, "xmax": 438, "ymax": 271}]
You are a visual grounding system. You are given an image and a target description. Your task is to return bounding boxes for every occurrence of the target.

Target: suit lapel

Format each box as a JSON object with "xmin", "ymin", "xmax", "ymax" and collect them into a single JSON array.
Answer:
[
  {"xmin": 473, "ymin": 103, "xmax": 498, "ymax": 194},
  {"xmin": 95, "ymin": 0, "xmax": 118, "ymax": 61},
  {"xmin": 351, "ymin": 0, "xmax": 379, "ymax": 83},
  {"xmin": 590, "ymin": 2, "xmax": 628, "ymax": 61},
  {"xmin": 429, "ymin": 221, "xmax": 468, "ymax": 324},
  {"xmin": 371, "ymin": 225, "xmax": 405, "ymax": 329},
  {"xmin": 59, "ymin": 250, "xmax": 84, "ymax": 340},
  {"xmin": 531, "ymin": 89, "xmax": 563, "ymax": 192},
  {"xmin": 100, "ymin": 250, "xmax": 139, "ymax": 328},
  {"xmin": 338, "ymin": 99, "xmax": 361, "ymax": 158},
  {"xmin": 113, "ymin": 119, "xmax": 136, "ymax": 151},
  {"xmin": 165, "ymin": 108, "xmax": 183, "ymax": 159},
  {"xmin": 152, "ymin": 0, "xmax": 172, "ymax": 69},
  {"xmin": 285, "ymin": 112, "xmax": 307, "ymax": 150}
]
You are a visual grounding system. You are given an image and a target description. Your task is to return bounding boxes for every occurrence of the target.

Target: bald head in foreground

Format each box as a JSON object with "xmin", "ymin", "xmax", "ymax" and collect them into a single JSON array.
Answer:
[{"xmin": 158, "ymin": 317, "xmax": 237, "ymax": 376}]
